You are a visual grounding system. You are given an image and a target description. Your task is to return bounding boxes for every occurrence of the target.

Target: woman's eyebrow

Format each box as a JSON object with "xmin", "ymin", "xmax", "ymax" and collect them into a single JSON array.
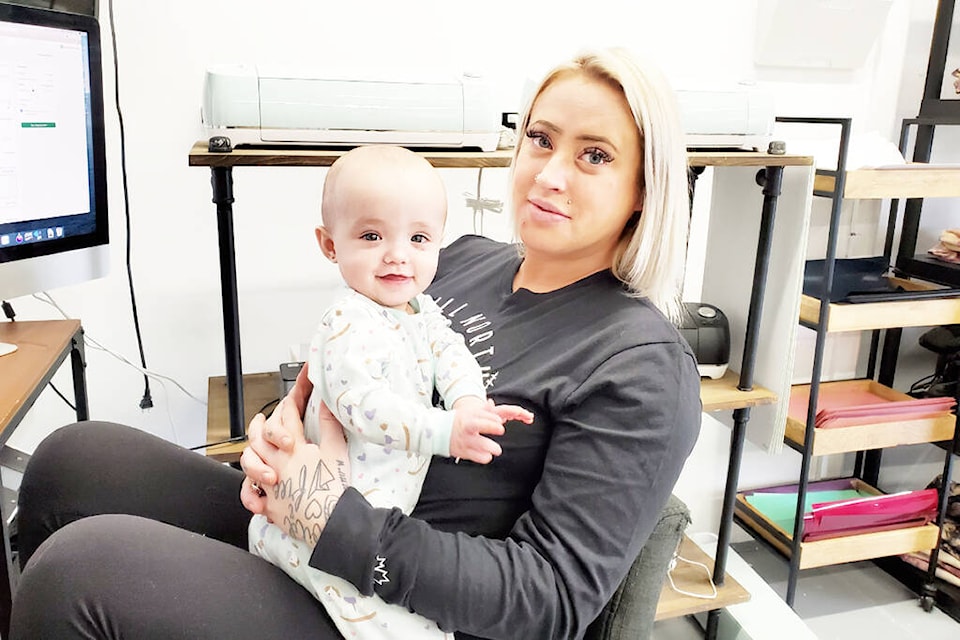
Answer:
[
  {"xmin": 531, "ymin": 119, "xmax": 620, "ymax": 152},
  {"xmin": 529, "ymin": 119, "xmax": 561, "ymax": 133},
  {"xmin": 578, "ymin": 134, "xmax": 619, "ymax": 152}
]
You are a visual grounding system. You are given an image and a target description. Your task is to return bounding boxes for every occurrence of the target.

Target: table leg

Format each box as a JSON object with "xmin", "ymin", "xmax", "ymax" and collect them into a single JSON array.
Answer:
[
  {"xmin": 211, "ymin": 166, "xmax": 246, "ymax": 440},
  {"xmin": 70, "ymin": 327, "xmax": 89, "ymax": 421}
]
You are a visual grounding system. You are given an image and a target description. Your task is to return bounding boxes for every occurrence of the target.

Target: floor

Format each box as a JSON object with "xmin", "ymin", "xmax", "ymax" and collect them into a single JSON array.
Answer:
[{"xmin": 654, "ymin": 527, "xmax": 960, "ymax": 640}]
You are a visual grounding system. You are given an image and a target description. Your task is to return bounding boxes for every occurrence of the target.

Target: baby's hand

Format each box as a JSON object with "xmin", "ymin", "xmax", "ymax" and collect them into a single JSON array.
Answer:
[
  {"xmin": 487, "ymin": 399, "xmax": 534, "ymax": 426},
  {"xmin": 450, "ymin": 396, "xmax": 505, "ymax": 464},
  {"xmin": 450, "ymin": 397, "xmax": 534, "ymax": 464}
]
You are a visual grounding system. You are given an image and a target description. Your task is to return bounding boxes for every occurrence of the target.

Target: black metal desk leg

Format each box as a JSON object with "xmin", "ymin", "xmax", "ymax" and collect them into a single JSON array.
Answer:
[
  {"xmin": 211, "ymin": 166, "xmax": 245, "ymax": 439},
  {"xmin": 70, "ymin": 328, "xmax": 89, "ymax": 421},
  {"xmin": 738, "ymin": 166, "xmax": 784, "ymax": 390}
]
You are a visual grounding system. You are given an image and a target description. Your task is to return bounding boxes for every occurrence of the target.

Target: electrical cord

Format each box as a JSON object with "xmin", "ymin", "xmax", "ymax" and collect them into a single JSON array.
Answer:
[
  {"xmin": 187, "ymin": 398, "xmax": 278, "ymax": 450},
  {"xmin": 47, "ymin": 382, "xmax": 77, "ymax": 412},
  {"xmin": 665, "ymin": 537, "xmax": 719, "ymax": 600},
  {"xmin": 189, "ymin": 435, "xmax": 247, "ymax": 451},
  {"xmin": 107, "ymin": 0, "xmax": 153, "ymax": 410},
  {"xmin": 30, "ymin": 293, "xmax": 206, "ymax": 406},
  {"xmin": 464, "ymin": 168, "xmax": 503, "ymax": 236}
]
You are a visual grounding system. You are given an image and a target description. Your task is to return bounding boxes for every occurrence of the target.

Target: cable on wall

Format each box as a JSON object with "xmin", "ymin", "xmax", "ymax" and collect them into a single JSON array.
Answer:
[
  {"xmin": 464, "ymin": 168, "xmax": 503, "ymax": 235},
  {"xmin": 107, "ymin": 0, "xmax": 153, "ymax": 409}
]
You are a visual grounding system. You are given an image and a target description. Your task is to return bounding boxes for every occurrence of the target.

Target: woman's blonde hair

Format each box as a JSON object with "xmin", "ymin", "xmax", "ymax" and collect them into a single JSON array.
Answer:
[{"xmin": 513, "ymin": 48, "xmax": 690, "ymax": 322}]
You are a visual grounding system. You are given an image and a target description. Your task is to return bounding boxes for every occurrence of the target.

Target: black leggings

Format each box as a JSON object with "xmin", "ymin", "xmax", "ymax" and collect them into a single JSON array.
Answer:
[{"xmin": 11, "ymin": 421, "xmax": 343, "ymax": 639}]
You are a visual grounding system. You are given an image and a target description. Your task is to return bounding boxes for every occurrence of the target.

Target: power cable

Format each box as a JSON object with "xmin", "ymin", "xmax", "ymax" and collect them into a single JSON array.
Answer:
[{"xmin": 107, "ymin": 0, "xmax": 153, "ymax": 409}]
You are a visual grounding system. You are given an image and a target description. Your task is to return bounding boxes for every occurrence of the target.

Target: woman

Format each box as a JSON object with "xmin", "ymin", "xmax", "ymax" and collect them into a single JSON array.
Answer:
[{"xmin": 11, "ymin": 47, "xmax": 700, "ymax": 640}]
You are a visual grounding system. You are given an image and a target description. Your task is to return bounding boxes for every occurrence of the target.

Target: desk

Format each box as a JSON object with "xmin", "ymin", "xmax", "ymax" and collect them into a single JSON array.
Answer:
[
  {"xmin": 0, "ymin": 319, "xmax": 88, "ymax": 636},
  {"xmin": 190, "ymin": 143, "xmax": 813, "ymax": 636}
]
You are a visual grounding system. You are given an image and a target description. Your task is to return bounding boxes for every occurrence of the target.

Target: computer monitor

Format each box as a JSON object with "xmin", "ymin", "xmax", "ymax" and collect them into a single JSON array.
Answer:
[{"xmin": 0, "ymin": 4, "xmax": 108, "ymax": 354}]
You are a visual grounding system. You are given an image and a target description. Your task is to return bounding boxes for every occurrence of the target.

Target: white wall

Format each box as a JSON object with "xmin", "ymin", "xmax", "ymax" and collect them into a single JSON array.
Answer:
[{"xmin": 5, "ymin": 0, "xmax": 954, "ymax": 534}]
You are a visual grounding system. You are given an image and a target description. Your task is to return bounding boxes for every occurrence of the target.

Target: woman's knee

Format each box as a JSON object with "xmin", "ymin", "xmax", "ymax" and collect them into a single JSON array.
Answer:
[
  {"xmin": 12, "ymin": 515, "xmax": 128, "ymax": 637},
  {"xmin": 23, "ymin": 421, "xmax": 132, "ymax": 487}
]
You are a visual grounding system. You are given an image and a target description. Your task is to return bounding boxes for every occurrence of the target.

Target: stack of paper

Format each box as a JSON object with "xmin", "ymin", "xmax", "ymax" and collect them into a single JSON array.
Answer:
[{"xmin": 789, "ymin": 383, "xmax": 955, "ymax": 430}]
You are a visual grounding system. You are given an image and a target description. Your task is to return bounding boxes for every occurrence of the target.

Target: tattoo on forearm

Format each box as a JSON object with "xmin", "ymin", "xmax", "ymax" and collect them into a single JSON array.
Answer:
[{"xmin": 276, "ymin": 458, "xmax": 345, "ymax": 546}]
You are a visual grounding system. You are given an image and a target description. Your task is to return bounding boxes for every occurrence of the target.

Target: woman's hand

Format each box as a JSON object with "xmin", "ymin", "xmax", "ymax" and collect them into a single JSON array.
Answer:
[
  {"xmin": 240, "ymin": 364, "xmax": 351, "ymax": 544},
  {"xmin": 258, "ymin": 436, "xmax": 349, "ymax": 546},
  {"xmin": 240, "ymin": 363, "xmax": 312, "ymax": 515}
]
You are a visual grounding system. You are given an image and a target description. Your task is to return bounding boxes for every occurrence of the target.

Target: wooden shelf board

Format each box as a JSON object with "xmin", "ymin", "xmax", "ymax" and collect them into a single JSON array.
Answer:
[
  {"xmin": 700, "ymin": 370, "xmax": 777, "ymax": 412},
  {"xmin": 0, "ymin": 319, "xmax": 81, "ymax": 434},
  {"xmin": 735, "ymin": 483, "xmax": 940, "ymax": 570},
  {"xmin": 814, "ymin": 166, "xmax": 960, "ymax": 199},
  {"xmin": 205, "ymin": 372, "xmax": 282, "ymax": 462},
  {"xmin": 655, "ymin": 535, "xmax": 750, "ymax": 621},
  {"xmin": 688, "ymin": 152, "xmax": 813, "ymax": 168},
  {"xmin": 189, "ymin": 141, "xmax": 812, "ymax": 171},
  {"xmin": 785, "ymin": 380, "xmax": 957, "ymax": 456},
  {"xmin": 188, "ymin": 143, "xmax": 514, "ymax": 169},
  {"xmin": 800, "ymin": 285, "xmax": 960, "ymax": 332}
]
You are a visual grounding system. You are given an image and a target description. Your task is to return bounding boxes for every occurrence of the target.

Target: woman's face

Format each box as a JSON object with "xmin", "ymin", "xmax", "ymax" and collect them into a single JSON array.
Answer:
[{"xmin": 512, "ymin": 73, "xmax": 643, "ymax": 269}]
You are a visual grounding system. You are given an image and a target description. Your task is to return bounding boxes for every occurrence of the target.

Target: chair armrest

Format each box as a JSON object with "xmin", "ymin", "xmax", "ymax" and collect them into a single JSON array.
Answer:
[{"xmin": 585, "ymin": 494, "xmax": 691, "ymax": 640}]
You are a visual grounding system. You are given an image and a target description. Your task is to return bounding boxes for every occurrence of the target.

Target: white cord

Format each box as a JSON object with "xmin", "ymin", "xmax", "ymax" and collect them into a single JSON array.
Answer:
[
  {"xmin": 665, "ymin": 535, "xmax": 719, "ymax": 600},
  {"xmin": 31, "ymin": 292, "xmax": 207, "ymax": 407},
  {"xmin": 464, "ymin": 167, "xmax": 503, "ymax": 235},
  {"xmin": 666, "ymin": 553, "xmax": 720, "ymax": 600}
]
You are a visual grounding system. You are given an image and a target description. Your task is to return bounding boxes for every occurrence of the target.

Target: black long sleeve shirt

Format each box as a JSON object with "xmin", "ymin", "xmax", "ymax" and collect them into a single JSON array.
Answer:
[{"xmin": 311, "ymin": 235, "xmax": 701, "ymax": 640}]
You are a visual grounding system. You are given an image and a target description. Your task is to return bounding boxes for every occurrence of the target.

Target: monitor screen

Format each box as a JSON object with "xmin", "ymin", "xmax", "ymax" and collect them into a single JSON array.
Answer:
[{"xmin": 0, "ymin": 4, "xmax": 108, "ymax": 301}]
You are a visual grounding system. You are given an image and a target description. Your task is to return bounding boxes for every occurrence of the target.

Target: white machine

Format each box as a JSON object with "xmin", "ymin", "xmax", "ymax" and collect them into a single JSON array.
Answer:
[
  {"xmin": 202, "ymin": 66, "xmax": 775, "ymax": 152},
  {"xmin": 675, "ymin": 83, "xmax": 776, "ymax": 151},
  {"xmin": 201, "ymin": 65, "xmax": 502, "ymax": 151}
]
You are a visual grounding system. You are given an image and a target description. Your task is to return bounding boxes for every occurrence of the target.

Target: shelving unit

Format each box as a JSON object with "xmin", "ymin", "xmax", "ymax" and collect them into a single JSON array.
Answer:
[{"xmin": 734, "ymin": 116, "xmax": 960, "ymax": 612}]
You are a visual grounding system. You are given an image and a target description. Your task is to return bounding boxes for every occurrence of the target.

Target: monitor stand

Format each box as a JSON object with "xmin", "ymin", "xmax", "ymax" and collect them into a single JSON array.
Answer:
[{"xmin": 0, "ymin": 343, "xmax": 17, "ymax": 357}]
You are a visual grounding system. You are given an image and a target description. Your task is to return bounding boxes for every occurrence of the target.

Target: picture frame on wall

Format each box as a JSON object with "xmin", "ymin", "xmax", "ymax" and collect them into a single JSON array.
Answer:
[{"xmin": 921, "ymin": 0, "xmax": 960, "ymax": 118}]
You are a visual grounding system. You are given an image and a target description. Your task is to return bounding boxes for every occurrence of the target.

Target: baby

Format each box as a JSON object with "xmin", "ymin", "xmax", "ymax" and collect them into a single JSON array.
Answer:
[{"xmin": 249, "ymin": 145, "xmax": 532, "ymax": 639}]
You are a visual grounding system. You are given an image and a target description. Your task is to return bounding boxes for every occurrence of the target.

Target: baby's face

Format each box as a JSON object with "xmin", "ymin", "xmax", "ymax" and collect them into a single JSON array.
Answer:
[{"xmin": 326, "ymin": 175, "xmax": 446, "ymax": 312}]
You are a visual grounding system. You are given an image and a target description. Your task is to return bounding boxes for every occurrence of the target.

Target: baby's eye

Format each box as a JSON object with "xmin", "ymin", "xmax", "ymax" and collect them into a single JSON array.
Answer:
[
  {"xmin": 525, "ymin": 129, "xmax": 552, "ymax": 150},
  {"xmin": 410, "ymin": 233, "xmax": 429, "ymax": 244},
  {"xmin": 584, "ymin": 148, "xmax": 613, "ymax": 166},
  {"xmin": 360, "ymin": 232, "xmax": 381, "ymax": 241}
]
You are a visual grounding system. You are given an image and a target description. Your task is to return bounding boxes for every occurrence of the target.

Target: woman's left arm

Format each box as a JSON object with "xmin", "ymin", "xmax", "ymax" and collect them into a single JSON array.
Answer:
[{"xmin": 311, "ymin": 340, "xmax": 701, "ymax": 639}]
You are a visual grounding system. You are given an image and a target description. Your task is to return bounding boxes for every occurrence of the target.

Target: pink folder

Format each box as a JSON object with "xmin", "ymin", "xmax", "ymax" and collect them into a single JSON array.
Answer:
[{"xmin": 802, "ymin": 488, "xmax": 939, "ymax": 541}]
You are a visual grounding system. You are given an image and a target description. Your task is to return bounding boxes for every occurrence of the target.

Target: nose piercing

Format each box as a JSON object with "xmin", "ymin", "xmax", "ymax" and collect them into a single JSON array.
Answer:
[
  {"xmin": 535, "ymin": 172, "xmax": 543, "ymax": 184},
  {"xmin": 566, "ymin": 199, "xmax": 572, "ymax": 205}
]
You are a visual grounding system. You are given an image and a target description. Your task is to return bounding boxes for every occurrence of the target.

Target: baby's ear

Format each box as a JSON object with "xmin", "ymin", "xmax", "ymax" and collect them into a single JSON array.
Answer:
[{"xmin": 316, "ymin": 226, "xmax": 337, "ymax": 262}]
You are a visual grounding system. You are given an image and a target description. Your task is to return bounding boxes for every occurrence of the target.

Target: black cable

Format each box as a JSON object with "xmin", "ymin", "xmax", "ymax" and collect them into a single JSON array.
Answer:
[
  {"xmin": 186, "ymin": 398, "xmax": 278, "ymax": 451},
  {"xmin": 107, "ymin": 0, "xmax": 153, "ymax": 410},
  {"xmin": 189, "ymin": 435, "xmax": 247, "ymax": 451},
  {"xmin": 47, "ymin": 382, "xmax": 77, "ymax": 412}
]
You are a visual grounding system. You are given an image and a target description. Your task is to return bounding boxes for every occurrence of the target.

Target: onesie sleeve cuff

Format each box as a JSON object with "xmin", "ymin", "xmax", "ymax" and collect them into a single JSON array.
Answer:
[
  {"xmin": 442, "ymin": 383, "xmax": 487, "ymax": 410},
  {"xmin": 309, "ymin": 487, "xmax": 390, "ymax": 596},
  {"xmin": 430, "ymin": 410, "xmax": 454, "ymax": 457}
]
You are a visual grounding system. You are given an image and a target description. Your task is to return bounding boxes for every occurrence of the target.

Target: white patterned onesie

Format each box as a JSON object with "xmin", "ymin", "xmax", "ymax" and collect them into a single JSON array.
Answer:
[{"xmin": 250, "ymin": 288, "xmax": 485, "ymax": 640}]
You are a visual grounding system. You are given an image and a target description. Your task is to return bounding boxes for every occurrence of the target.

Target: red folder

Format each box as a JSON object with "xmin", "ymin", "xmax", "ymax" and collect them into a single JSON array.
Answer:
[{"xmin": 802, "ymin": 489, "xmax": 939, "ymax": 541}]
